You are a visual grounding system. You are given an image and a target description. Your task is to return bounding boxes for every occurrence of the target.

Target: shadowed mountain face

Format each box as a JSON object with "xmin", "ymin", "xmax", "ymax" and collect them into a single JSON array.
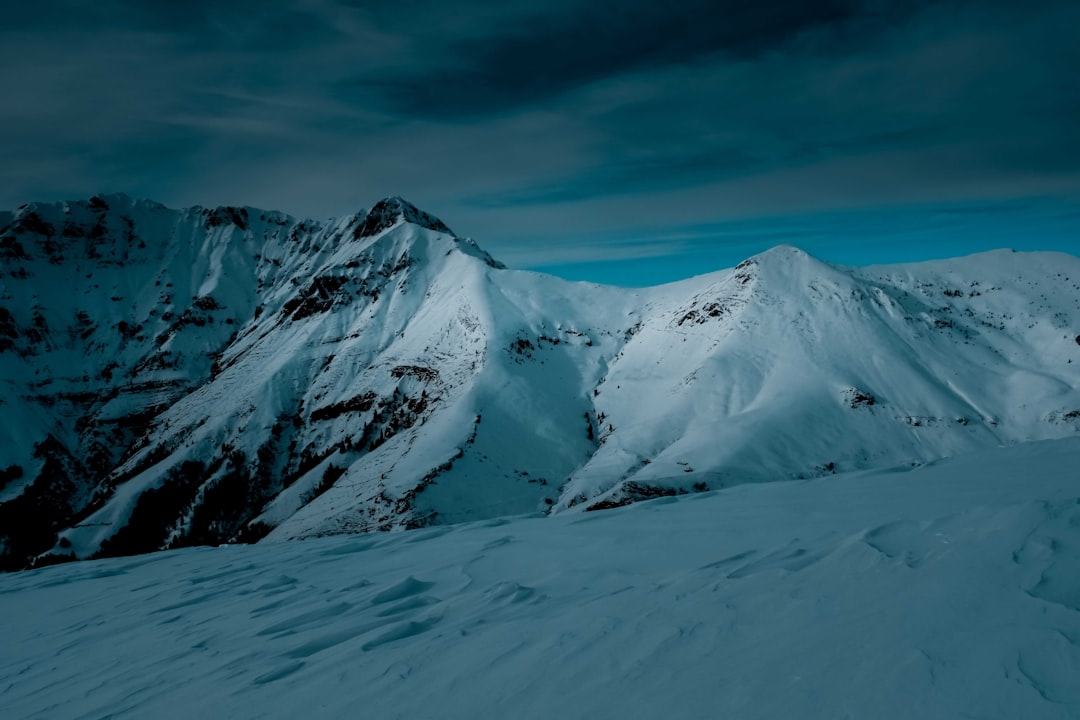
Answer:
[{"xmin": 2, "ymin": 195, "xmax": 1079, "ymax": 570}]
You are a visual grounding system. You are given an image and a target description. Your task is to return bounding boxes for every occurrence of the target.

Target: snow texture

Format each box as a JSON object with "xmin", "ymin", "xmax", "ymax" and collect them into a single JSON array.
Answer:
[{"xmin": 1, "ymin": 438, "xmax": 1079, "ymax": 719}]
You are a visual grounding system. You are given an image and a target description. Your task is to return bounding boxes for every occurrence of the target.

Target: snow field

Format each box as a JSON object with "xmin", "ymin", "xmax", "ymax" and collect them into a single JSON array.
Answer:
[{"xmin": 2, "ymin": 437, "xmax": 1079, "ymax": 719}]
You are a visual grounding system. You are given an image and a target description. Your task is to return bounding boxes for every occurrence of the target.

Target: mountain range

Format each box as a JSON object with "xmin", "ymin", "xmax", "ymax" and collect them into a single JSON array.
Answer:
[{"xmin": 2, "ymin": 194, "xmax": 1078, "ymax": 570}]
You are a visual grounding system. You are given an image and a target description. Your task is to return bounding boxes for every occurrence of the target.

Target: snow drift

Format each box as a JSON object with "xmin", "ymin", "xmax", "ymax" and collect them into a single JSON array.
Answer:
[{"xmin": 1, "ymin": 438, "xmax": 1078, "ymax": 719}]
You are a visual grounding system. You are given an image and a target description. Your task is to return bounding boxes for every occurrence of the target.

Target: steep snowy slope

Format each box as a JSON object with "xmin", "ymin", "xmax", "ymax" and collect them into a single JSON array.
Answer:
[
  {"xmin": 2, "ymin": 438, "xmax": 1079, "ymax": 720},
  {"xmin": 1, "ymin": 195, "xmax": 1079, "ymax": 569},
  {"xmin": 559, "ymin": 246, "xmax": 1080, "ymax": 509},
  {"xmin": 266, "ymin": 244, "xmax": 1080, "ymax": 542},
  {"xmin": 1, "ymin": 196, "xmax": 327, "ymax": 567}
]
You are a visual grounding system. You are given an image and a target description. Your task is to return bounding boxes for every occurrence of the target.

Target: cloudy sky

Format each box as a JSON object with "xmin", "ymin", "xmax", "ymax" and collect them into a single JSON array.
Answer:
[{"xmin": 3, "ymin": 0, "xmax": 1078, "ymax": 283}]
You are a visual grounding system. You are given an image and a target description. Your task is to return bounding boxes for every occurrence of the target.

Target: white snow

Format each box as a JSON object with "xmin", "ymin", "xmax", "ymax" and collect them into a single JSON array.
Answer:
[
  {"xmin": 4, "ymin": 196, "xmax": 1080, "ymax": 565},
  {"xmin": 2, "ymin": 437, "xmax": 1079, "ymax": 719}
]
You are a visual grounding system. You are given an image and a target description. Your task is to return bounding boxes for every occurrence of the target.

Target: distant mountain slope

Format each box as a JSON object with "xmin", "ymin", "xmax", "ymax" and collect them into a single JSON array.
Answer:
[{"xmin": 1, "ymin": 195, "xmax": 1078, "ymax": 569}]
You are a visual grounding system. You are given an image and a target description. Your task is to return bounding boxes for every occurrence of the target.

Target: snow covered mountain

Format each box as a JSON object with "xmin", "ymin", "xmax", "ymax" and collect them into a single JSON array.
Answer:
[{"xmin": 2, "ymin": 194, "xmax": 1079, "ymax": 570}]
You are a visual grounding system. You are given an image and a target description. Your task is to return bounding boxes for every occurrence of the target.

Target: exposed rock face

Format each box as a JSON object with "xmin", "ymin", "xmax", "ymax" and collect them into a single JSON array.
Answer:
[{"xmin": 354, "ymin": 196, "xmax": 453, "ymax": 238}]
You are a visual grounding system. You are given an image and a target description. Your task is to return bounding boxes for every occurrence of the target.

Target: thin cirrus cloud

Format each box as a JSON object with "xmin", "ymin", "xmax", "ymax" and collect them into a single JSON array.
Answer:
[{"xmin": 1, "ymin": 0, "xmax": 1078, "ymax": 282}]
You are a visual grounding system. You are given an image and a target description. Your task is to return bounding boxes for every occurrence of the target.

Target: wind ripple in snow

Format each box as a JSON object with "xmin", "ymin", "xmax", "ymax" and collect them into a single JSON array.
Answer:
[{"xmin": 1, "ymin": 438, "xmax": 1080, "ymax": 719}]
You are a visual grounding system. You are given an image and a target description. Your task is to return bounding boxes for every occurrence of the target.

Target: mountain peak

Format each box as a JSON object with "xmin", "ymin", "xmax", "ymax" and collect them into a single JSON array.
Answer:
[
  {"xmin": 353, "ymin": 196, "xmax": 455, "ymax": 239},
  {"xmin": 747, "ymin": 244, "xmax": 812, "ymax": 264},
  {"xmin": 732, "ymin": 244, "xmax": 838, "ymax": 286}
]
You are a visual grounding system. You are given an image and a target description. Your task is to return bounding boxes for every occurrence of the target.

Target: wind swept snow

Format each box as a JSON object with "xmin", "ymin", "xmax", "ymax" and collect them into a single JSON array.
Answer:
[{"xmin": 2, "ymin": 438, "xmax": 1079, "ymax": 719}]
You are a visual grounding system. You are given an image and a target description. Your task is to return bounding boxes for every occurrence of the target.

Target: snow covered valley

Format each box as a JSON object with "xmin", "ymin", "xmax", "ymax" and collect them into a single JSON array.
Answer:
[{"xmin": 3, "ymin": 437, "xmax": 1079, "ymax": 719}]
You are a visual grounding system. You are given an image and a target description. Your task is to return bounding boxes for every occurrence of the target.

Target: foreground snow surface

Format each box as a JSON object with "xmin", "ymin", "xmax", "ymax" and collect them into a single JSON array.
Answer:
[{"xmin": 3, "ymin": 439, "xmax": 1080, "ymax": 720}]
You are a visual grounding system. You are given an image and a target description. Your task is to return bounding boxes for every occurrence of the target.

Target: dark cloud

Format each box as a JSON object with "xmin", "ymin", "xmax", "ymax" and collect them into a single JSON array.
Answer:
[
  {"xmin": 345, "ymin": 0, "xmax": 873, "ymax": 119},
  {"xmin": 1, "ymin": 0, "xmax": 1077, "ymax": 279},
  {"xmin": 464, "ymin": 147, "xmax": 764, "ymax": 207},
  {"xmin": 464, "ymin": 124, "xmax": 948, "ymax": 208},
  {"xmin": 459, "ymin": 0, "xmax": 1080, "ymax": 210}
]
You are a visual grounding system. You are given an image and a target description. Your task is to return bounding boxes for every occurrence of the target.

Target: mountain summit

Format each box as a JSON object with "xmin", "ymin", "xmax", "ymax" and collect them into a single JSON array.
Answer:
[
  {"xmin": 354, "ymin": 196, "xmax": 455, "ymax": 238},
  {"xmin": 1, "ymin": 196, "xmax": 1078, "ymax": 570}
]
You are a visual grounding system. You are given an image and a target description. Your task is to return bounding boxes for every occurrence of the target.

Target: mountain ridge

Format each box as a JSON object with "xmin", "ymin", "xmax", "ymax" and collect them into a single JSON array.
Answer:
[{"xmin": 1, "ymin": 195, "xmax": 1078, "ymax": 570}]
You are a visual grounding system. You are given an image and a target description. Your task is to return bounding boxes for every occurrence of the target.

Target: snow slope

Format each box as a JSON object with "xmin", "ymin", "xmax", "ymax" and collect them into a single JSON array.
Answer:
[
  {"xmin": 2, "ymin": 438, "xmax": 1079, "ymax": 719},
  {"xmin": 1, "ymin": 195, "xmax": 1079, "ymax": 569}
]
